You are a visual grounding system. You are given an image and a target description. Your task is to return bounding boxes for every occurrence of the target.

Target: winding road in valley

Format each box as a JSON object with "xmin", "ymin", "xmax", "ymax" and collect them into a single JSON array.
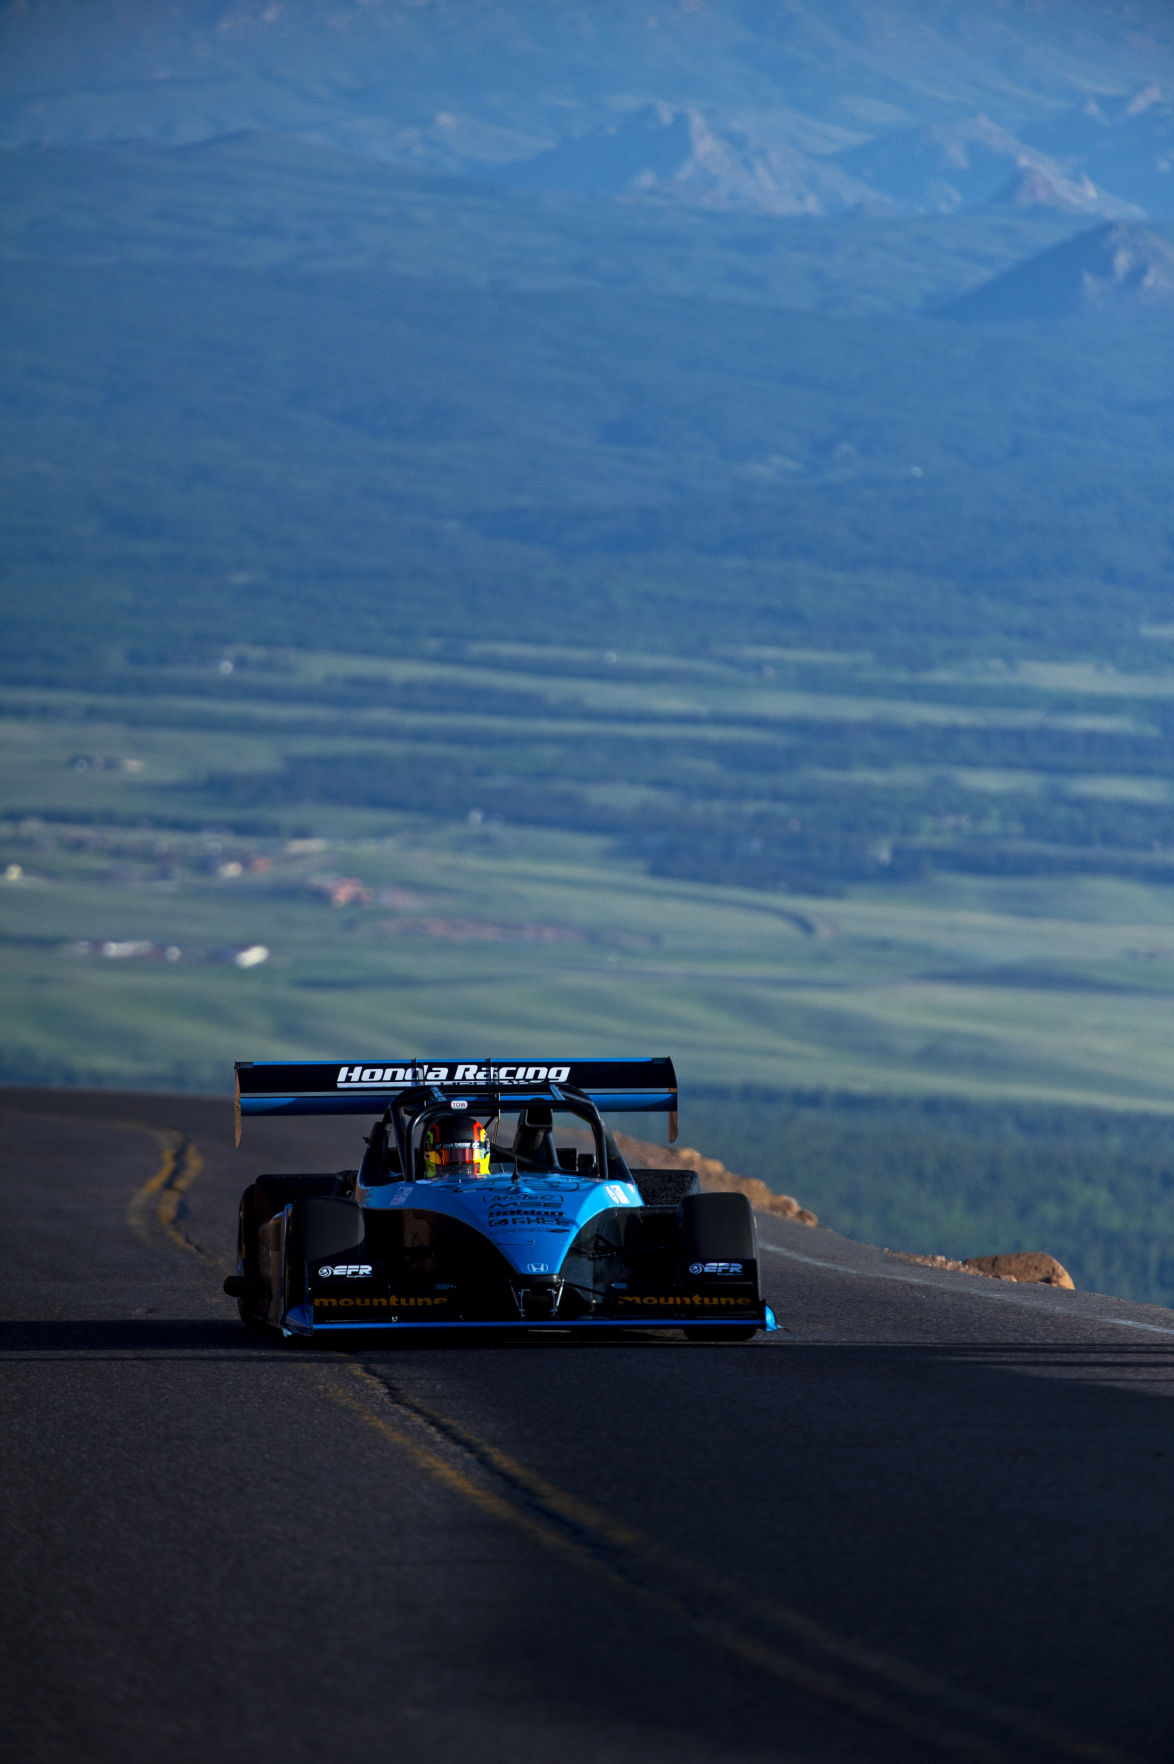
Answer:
[{"xmin": 3, "ymin": 1087, "xmax": 1173, "ymax": 1764}]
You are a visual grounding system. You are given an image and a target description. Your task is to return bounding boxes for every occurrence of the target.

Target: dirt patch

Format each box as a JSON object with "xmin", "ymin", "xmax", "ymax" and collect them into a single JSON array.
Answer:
[
  {"xmin": 614, "ymin": 1133, "xmax": 817, "ymax": 1226},
  {"xmin": 889, "ymin": 1249, "xmax": 1075, "ymax": 1288}
]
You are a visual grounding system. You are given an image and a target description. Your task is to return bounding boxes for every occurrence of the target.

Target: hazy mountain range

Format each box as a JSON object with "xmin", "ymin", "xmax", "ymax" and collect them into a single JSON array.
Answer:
[
  {"xmin": 3, "ymin": 0, "xmax": 1174, "ymax": 219},
  {"xmin": 942, "ymin": 220, "xmax": 1174, "ymax": 319},
  {"xmin": 3, "ymin": 0, "xmax": 1174, "ymax": 689}
]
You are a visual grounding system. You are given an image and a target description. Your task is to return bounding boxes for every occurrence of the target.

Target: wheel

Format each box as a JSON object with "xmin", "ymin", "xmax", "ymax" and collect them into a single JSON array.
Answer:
[
  {"xmin": 232, "ymin": 1183, "xmax": 271, "ymax": 1328},
  {"xmin": 230, "ymin": 1176, "xmax": 349, "ymax": 1329},
  {"xmin": 629, "ymin": 1167, "xmax": 700, "ymax": 1207}
]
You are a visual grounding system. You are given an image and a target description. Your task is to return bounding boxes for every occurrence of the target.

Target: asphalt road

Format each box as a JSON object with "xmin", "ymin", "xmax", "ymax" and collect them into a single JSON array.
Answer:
[{"xmin": 3, "ymin": 1087, "xmax": 1174, "ymax": 1764}]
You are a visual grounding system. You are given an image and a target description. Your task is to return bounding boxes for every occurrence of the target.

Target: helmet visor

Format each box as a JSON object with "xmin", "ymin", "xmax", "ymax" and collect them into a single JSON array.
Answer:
[{"xmin": 437, "ymin": 1141, "xmax": 484, "ymax": 1167}]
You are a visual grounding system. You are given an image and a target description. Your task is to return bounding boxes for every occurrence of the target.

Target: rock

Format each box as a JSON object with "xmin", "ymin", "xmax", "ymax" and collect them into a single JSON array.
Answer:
[
  {"xmin": 962, "ymin": 1252, "xmax": 1075, "ymax": 1288},
  {"xmin": 889, "ymin": 1252, "xmax": 971, "ymax": 1272},
  {"xmin": 890, "ymin": 1248, "xmax": 1076, "ymax": 1288}
]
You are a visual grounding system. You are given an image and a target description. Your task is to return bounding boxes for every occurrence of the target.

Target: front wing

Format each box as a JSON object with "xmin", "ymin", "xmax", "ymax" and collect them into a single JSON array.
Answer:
[
  {"xmin": 288, "ymin": 1254, "xmax": 774, "ymax": 1336},
  {"xmin": 285, "ymin": 1306, "xmax": 777, "ymax": 1336}
]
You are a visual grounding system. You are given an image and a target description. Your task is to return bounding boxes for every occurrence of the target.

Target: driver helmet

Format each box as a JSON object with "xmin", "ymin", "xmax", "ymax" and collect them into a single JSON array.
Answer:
[{"xmin": 422, "ymin": 1113, "xmax": 490, "ymax": 1178}]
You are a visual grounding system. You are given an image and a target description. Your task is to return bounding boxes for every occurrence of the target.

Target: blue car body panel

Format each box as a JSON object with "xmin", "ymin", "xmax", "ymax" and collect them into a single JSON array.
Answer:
[{"xmin": 356, "ymin": 1171, "xmax": 643, "ymax": 1277}]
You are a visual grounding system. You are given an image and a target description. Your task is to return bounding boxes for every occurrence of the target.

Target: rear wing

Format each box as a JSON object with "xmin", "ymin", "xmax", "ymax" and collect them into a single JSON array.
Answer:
[{"xmin": 234, "ymin": 1058, "xmax": 678, "ymax": 1146}]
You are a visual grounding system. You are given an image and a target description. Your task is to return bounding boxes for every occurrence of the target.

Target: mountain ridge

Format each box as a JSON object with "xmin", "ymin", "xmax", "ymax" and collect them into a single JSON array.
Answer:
[
  {"xmin": 3, "ymin": 1, "xmax": 1173, "ymax": 217},
  {"xmin": 941, "ymin": 219, "xmax": 1174, "ymax": 318},
  {"xmin": 487, "ymin": 101, "xmax": 892, "ymax": 215}
]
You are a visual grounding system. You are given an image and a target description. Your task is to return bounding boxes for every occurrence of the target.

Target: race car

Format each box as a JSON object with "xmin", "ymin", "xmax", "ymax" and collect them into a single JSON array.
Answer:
[{"xmin": 224, "ymin": 1057, "xmax": 776, "ymax": 1341}]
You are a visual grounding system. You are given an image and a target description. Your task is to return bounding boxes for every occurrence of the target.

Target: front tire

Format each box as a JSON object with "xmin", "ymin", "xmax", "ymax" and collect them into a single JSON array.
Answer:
[{"xmin": 228, "ymin": 1175, "xmax": 350, "ymax": 1330}]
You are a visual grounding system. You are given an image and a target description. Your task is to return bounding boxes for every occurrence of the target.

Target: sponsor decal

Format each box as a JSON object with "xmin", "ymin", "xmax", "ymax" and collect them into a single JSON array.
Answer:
[
  {"xmin": 525, "ymin": 1262, "xmax": 550, "ymax": 1274},
  {"xmin": 617, "ymin": 1293, "xmax": 755, "ymax": 1309},
  {"xmin": 336, "ymin": 1064, "xmax": 571, "ymax": 1088},
  {"xmin": 606, "ymin": 1184, "xmax": 632, "ymax": 1205},
  {"xmin": 451, "ymin": 1099, "xmax": 468, "ymax": 1110},
  {"xmin": 487, "ymin": 1202, "xmax": 574, "ymax": 1231},
  {"xmin": 688, "ymin": 1261, "xmax": 744, "ymax": 1276},
  {"xmin": 337, "ymin": 1065, "xmax": 424, "ymax": 1086},
  {"xmin": 314, "ymin": 1294, "xmax": 449, "ymax": 1309},
  {"xmin": 317, "ymin": 1263, "xmax": 373, "ymax": 1278}
]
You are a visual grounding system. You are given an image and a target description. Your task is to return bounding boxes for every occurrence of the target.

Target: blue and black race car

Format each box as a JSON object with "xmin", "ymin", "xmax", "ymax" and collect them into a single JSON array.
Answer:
[{"xmin": 224, "ymin": 1058, "xmax": 775, "ymax": 1341}]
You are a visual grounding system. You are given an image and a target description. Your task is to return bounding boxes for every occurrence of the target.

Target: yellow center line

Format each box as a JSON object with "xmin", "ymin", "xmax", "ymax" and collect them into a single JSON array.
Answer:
[
  {"xmin": 122, "ymin": 1122, "xmax": 181, "ymax": 1244},
  {"xmin": 122, "ymin": 1123, "xmax": 207, "ymax": 1258},
  {"xmin": 155, "ymin": 1141, "xmax": 205, "ymax": 1255},
  {"xmin": 314, "ymin": 1363, "xmax": 1131, "ymax": 1764}
]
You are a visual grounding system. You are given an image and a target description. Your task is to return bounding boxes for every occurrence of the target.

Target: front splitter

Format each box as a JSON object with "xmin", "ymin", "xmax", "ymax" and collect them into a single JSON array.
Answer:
[{"xmin": 283, "ymin": 1305, "xmax": 777, "ymax": 1337}]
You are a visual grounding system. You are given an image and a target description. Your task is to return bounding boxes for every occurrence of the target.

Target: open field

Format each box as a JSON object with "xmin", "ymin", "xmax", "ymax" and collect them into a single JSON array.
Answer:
[
  {"xmin": 7, "ymin": 641, "xmax": 1174, "ymax": 1110},
  {"xmin": 8, "ymin": 636, "xmax": 1174, "ymax": 1309}
]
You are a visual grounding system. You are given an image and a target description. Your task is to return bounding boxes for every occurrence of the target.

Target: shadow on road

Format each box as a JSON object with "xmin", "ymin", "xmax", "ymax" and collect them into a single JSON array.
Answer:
[
  {"xmin": 0, "ymin": 1317, "xmax": 688, "ymax": 1355},
  {"xmin": 0, "ymin": 1317, "xmax": 277, "ymax": 1355},
  {"xmin": 4, "ymin": 1321, "xmax": 1174, "ymax": 1393}
]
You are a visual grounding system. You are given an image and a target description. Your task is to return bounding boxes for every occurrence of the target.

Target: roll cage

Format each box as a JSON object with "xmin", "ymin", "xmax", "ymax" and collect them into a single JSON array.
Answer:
[{"xmin": 377, "ymin": 1083, "xmax": 631, "ymax": 1185}]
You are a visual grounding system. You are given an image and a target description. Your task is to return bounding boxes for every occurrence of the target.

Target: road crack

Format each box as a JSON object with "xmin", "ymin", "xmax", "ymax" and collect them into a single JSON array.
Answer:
[{"xmin": 320, "ymin": 1362, "xmax": 1128, "ymax": 1764}]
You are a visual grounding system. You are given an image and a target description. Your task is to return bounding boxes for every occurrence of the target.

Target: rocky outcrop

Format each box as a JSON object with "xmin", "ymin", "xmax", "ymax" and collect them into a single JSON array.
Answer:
[
  {"xmin": 890, "ymin": 1249, "xmax": 1075, "ymax": 1288},
  {"xmin": 963, "ymin": 1251, "xmax": 1075, "ymax": 1288},
  {"xmin": 614, "ymin": 1133, "xmax": 817, "ymax": 1226}
]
